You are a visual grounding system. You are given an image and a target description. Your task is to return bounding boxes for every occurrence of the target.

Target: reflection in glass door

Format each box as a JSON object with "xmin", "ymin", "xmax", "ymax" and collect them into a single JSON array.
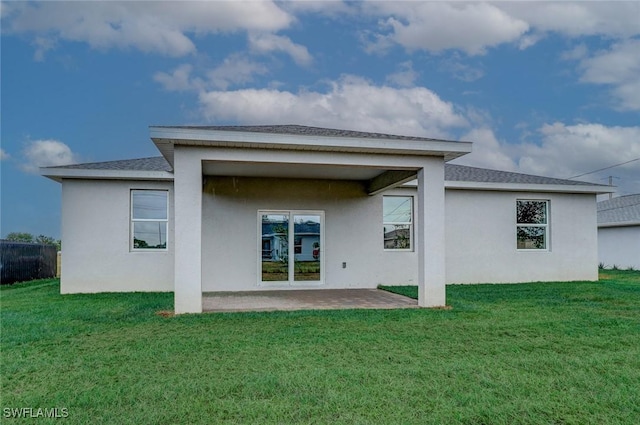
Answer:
[
  {"xmin": 293, "ymin": 214, "xmax": 321, "ymax": 282},
  {"xmin": 260, "ymin": 213, "xmax": 289, "ymax": 282},
  {"xmin": 259, "ymin": 211, "xmax": 323, "ymax": 285}
]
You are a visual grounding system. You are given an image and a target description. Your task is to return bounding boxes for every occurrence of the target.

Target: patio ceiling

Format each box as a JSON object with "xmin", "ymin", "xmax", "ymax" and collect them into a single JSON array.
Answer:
[{"xmin": 202, "ymin": 160, "xmax": 418, "ymax": 195}]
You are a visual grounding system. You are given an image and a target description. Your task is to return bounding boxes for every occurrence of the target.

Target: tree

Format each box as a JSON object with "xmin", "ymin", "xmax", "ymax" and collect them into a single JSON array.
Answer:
[
  {"xmin": 36, "ymin": 235, "xmax": 62, "ymax": 251},
  {"xmin": 5, "ymin": 232, "xmax": 61, "ymax": 250},
  {"xmin": 6, "ymin": 232, "xmax": 34, "ymax": 243}
]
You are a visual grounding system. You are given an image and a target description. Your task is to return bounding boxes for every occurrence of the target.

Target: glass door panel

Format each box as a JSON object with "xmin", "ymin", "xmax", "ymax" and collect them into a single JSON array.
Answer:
[
  {"xmin": 260, "ymin": 213, "xmax": 289, "ymax": 282},
  {"xmin": 293, "ymin": 214, "xmax": 321, "ymax": 282}
]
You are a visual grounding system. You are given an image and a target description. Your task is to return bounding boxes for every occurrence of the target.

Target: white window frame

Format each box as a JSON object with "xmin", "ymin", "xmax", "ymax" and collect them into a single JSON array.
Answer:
[
  {"xmin": 130, "ymin": 189, "xmax": 169, "ymax": 252},
  {"xmin": 516, "ymin": 199, "xmax": 549, "ymax": 251},
  {"xmin": 383, "ymin": 195, "xmax": 413, "ymax": 252},
  {"xmin": 257, "ymin": 210, "xmax": 325, "ymax": 286}
]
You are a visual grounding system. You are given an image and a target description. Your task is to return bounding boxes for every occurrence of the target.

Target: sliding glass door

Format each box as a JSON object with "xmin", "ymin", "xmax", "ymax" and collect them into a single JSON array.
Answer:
[{"xmin": 259, "ymin": 211, "xmax": 323, "ymax": 285}]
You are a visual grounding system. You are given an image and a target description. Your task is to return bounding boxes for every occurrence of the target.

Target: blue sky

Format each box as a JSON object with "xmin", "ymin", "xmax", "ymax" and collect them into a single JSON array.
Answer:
[{"xmin": 2, "ymin": 1, "xmax": 639, "ymax": 239}]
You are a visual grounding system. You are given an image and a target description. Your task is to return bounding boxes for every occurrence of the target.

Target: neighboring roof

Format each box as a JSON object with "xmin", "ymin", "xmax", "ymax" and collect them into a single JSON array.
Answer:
[
  {"xmin": 597, "ymin": 194, "xmax": 640, "ymax": 227},
  {"xmin": 42, "ymin": 156, "xmax": 611, "ymax": 194},
  {"xmin": 149, "ymin": 125, "xmax": 472, "ymax": 163}
]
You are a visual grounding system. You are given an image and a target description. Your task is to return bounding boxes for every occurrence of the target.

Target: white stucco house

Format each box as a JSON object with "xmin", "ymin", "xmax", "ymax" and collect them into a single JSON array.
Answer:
[
  {"xmin": 41, "ymin": 125, "xmax": 612, "ymax": 314},
  {"xmin": 597, "ymin": 194, "xmax": 640, "ymax": 270}
]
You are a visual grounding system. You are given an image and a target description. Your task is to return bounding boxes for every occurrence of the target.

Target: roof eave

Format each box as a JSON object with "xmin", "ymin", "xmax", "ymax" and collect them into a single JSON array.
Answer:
[
  {"xmin": 149, "ymin": 126, "xmax": 472, "ymax": 165},
  {"xmin": 40, "ymin": 167, "xmax": 175, "ymax": 183},
  {"xmin": 598, "ymin": 220, "xmax": 640, "ymax": 228},
  {"xmin": 444, "ymin": 181, "xmax": 614, "ymax": 194}
]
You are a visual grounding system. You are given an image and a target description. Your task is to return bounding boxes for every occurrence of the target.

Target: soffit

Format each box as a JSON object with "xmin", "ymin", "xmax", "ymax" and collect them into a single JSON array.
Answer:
[{"xmin": 202, "ymin": 161, "xmax": 388, "ymax": 180}]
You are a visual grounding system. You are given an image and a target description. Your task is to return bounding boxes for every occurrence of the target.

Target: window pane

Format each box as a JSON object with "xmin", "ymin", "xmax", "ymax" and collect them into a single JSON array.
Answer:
[
  {"xmin": 383, "ymin": 196, "xmax": 412, "ymax": 223},
  {"xmin": 133, "ymin": 221, "xmax": 167, "ymax": 249},
  {"xmin": 293, "ymin": 214, "xmax": 321, "ymax": 282},
  {"xmin": 384, "ymin": 224, "xmax": 411, "ymax": 249},
  {"xmin": 261, "ymin": 214, "xmax": 289, "ymax": 281},
  {"xmin": 132, "ymin": 191, "xmax": 168, "ymax": 220},
  {"xmin": 517, "ymin": 226, "xmax": 546, "ymax": 249},
  {"xmin": 517, "ymin": 201, "xmax": 546, "ymax": 224}
]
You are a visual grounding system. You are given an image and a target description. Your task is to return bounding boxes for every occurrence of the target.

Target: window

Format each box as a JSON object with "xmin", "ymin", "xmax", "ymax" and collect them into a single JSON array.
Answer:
[
  {"xmin": 131, "ymin": 190, "xmax": 168, "ymax": 250},
  {"xmin": 383, "ymin": 196, "xmax": 412, "ymax": 250},
  {"xmin": 516, "ymin": 200, "xmax": 548, "ymax": 250}
]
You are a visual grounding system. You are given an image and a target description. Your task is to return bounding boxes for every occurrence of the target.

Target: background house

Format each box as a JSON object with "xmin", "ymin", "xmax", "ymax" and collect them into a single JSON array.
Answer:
[{"xmin": 598, "ymin": 194, "xmax": 640, "ymax": 270}]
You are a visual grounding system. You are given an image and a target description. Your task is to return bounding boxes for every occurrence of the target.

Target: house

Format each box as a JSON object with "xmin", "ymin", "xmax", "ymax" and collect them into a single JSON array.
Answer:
[
  {"xmin": 41, "ymin": 125, "xmax": 612, "ymax": 314},
  {"xmin": 597, "ymin": 194, "xmax": 640, "ymax": 270}
]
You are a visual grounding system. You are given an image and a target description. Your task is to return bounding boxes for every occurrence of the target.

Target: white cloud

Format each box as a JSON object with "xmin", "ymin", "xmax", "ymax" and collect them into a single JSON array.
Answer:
[
  {"xmin": 577, "ymin": 39, "xmax": 640, "ymax": 111},
  {"xmin": 517, "ymin": 32, "xmax": 544, "ymax": 50},
  {"xmin": 364, "ymin": 2, "xmax": 529, "ymax": 55},
  {"xmin": 501, "ymin": 2, "xmax": 640, "ymax": 39},
  {"xmin": 198, "ymin": 75, "xmax": 468, "ymax": 138},
  {"xmin": 32, "ymin": 36, "xmax": 57, "ymax": 61},
  {"xmin": 248, "ymin": 33, "xmax": 313, "ymax": 66},
  {"xmin": 561, "ymin": 44, "xmax": 588, "ymax": 61},
  {"xmin": 519, "ymin": 122, "xmax": 640, "ymax": 176},
  {"xmin": 438, "ymin": 54, "xmax": 485, "ymax": 82},
  {"xmin": 207, "ymin": 54, "xmax": 269, "ymax": 90},
  {"xmin": 21, "ymin": 140, "xmax": 78, "ymax": 173},
  {"xmin": 385, "ymin": 61, "xmax": 418, "ymax": 88},
  {"xmin": 452, "ymin": 127, "xmax": 518, "ymax": 172},
  {"xmin": 155, "ymin": 56, "xmax": 269, "ymax": 92},
  {"xmin": 3, "ymin": 1, "xmax": 294, "ymax": 58},
  {"xmin": 363, "ymin": 2, "xmax": 640, "ymax": 55},
  {"xmin": 154, "ymin": 64, "xmax": 203, "ymax": 92},
  {"xmin": 280, "ymin": 1, "xmax": 354, "ymax": 17},
  {"xmin": 452, "ymin": 121, "xmax": 640, "ymax": 196},
  {"xmin": 0, "ymin": 148, "xmax": 10, "ymax": 161},
  {"xmin": 580, "ymin": 40, "xmax": 640, "ymax": 84},
  {"xmin": 517, "ymin": 123, "xmax": 640, "ymax": 195}
]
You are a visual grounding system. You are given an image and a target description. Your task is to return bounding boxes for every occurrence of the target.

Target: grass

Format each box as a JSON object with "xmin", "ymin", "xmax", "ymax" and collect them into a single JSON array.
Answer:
[{"xmin": 2, "ymin": 271, "xmax": 639, "ymax": 424}]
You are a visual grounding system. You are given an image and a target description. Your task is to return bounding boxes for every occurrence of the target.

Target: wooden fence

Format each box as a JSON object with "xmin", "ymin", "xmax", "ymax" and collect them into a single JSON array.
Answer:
[{"xmin": 0, "ymin": 240, "xmax": 58, "ymax": 284}]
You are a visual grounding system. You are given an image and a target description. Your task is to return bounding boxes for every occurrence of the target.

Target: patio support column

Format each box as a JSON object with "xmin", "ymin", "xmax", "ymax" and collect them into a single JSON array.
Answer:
[
  {"xmin": 173, "ymin": 148, "xmax": 203, "ymax": 314},
  {"xmin": 417, "ymin": 159, "xmax": 446, "ymax": 307}
]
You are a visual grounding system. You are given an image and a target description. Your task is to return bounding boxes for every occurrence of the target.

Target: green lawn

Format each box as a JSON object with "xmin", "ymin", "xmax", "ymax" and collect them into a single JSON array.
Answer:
[{"xmin": 2, "ymin": 271, "xmax": 639, "ymax": 424}]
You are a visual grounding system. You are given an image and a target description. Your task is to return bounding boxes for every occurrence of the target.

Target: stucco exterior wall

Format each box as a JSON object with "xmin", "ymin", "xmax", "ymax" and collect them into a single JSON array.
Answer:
[
  {"xmin": 444, "ymin": 190, "xmax": 598, "ymax": 283},
  {"xmin": 598, "ymin": 226, "xmax": 640, "ymax": 270},
  {"xmin": 58, "ymin": 174, "xmax": 600, "ymax": 294},
  {"xmin": 60, "ymin": 179, "xmax": 174, "ymax": 293},
  {"xmin": 201, "ymin": 177, "xmax": 418, "ymax": 291}
]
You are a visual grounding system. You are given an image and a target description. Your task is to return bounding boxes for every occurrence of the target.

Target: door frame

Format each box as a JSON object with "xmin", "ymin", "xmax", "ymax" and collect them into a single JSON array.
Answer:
[{"xmin": 257, "ymin": 209, "xmax": 325, "ymax": 287}]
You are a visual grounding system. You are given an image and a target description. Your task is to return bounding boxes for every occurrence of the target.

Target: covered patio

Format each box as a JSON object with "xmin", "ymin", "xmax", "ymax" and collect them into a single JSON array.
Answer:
[
  {"xmin": 202, "ymin": 288, "xmax": 418, "ymax": 312},
  {"xmin": 150, "ymin": 125, "xmax": 472, "ymax": 314}
]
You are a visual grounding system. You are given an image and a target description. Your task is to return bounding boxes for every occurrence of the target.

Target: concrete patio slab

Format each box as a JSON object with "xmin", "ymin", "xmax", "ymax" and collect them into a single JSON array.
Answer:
[{"xmin": 202, "ymin": 288, "xmax": 418, "ymax": 312}]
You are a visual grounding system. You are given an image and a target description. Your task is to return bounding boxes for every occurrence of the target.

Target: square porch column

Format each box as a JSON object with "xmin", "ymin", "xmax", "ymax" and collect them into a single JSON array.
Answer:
[
  {"xmin": 417, "ymin": 160, "xmax": 446, "ymax": 307},
  {"xmin": 173, "ymin": 149, "xmax": 203, "ymax": 314}
]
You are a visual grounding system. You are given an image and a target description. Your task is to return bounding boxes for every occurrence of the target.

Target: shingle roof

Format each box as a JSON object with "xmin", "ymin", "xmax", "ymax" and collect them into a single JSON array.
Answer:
[
  {"xmin": 47, "ymin": 156, "xmax": 602, "ymax": 188},
  {"xmin": 152, "ymin": 124, "xmax": 456, "ymax": 143},
  {"xmin": 445, "ymin": 164, "xmax": 599, "ymax": 186},
  {"xmin": 43, "ymin": 157, "xmax": 172, "ymax": 172},
  {"xmin": 597, "ymin": 194, "xmax": 640, "ymax": 225}
]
